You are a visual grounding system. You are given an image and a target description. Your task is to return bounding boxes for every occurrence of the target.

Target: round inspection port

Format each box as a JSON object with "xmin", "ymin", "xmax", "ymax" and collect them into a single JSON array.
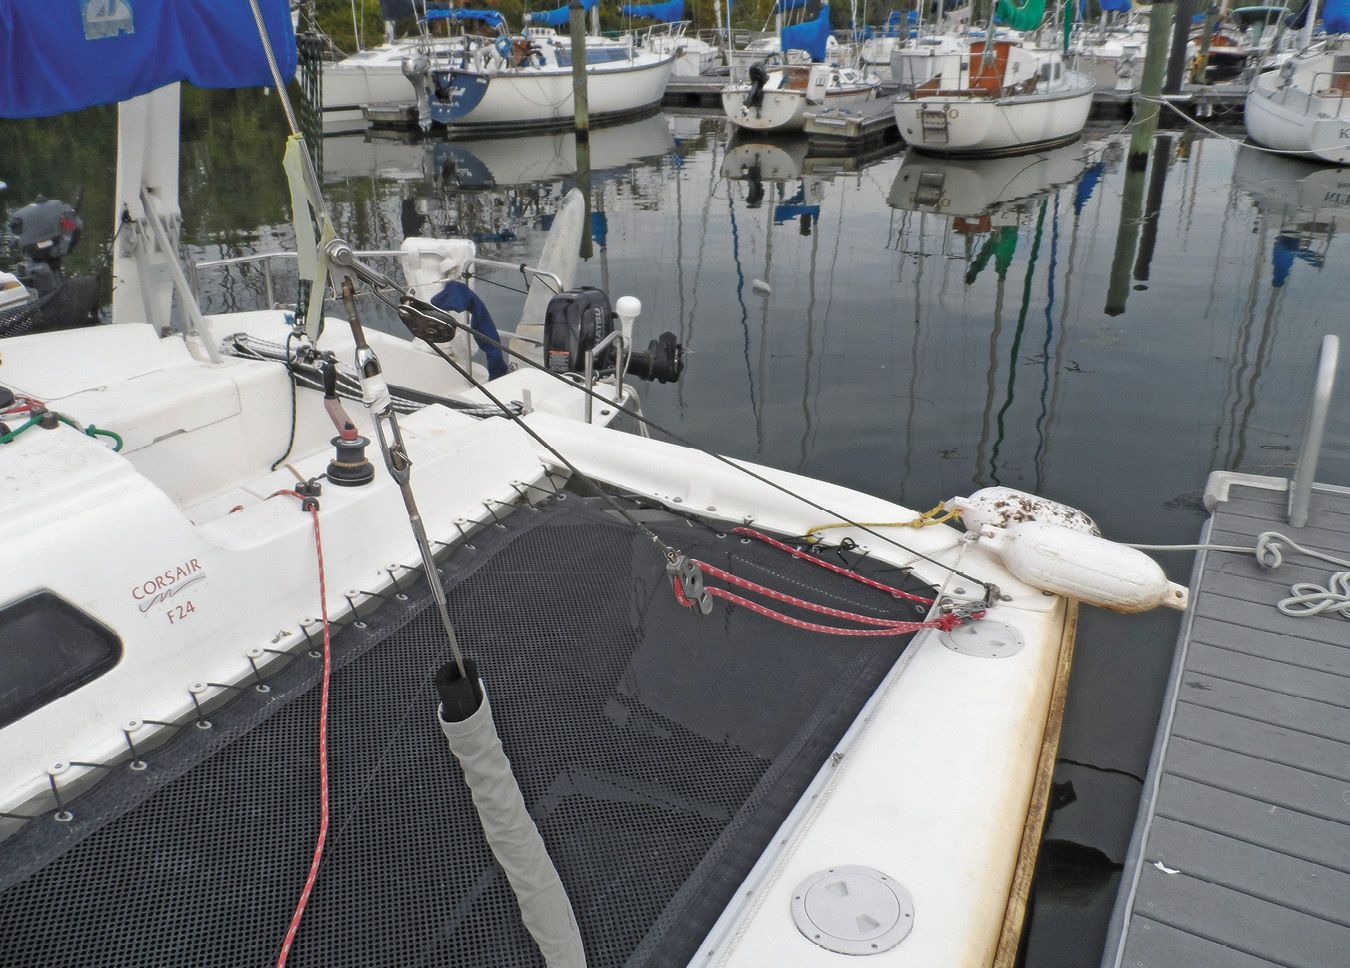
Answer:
[{"xmin": 790, "ymin": 865, "xmax": 914, "ymax": 955}]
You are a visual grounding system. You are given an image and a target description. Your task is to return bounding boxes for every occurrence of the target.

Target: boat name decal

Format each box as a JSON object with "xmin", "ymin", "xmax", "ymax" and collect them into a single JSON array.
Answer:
[
  {"xmin": 132, "ymin": 559, "xmax": 204, "ymax": 612},
  {"xmin": 81, "ymin": 0, "xmax": 136, "ymax": 41}
]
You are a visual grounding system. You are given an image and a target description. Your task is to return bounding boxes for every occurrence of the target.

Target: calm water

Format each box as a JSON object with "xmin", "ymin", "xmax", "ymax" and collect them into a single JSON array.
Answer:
[{"xmin": 5, "ymin": 95, "xmax": 1348, "ymax": 965}]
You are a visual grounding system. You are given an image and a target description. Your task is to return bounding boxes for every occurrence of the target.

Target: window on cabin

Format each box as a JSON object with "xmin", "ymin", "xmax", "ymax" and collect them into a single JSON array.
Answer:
[{"xmin": 0, "ymin": 592, "xmax": 122, "ymax": 730}]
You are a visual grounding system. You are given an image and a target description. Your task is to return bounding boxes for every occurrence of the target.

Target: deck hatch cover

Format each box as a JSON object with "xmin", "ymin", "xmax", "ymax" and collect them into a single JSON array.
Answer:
[{"xmin": 0, "ymin": 500, "xmax": 933, "ymax": 967}]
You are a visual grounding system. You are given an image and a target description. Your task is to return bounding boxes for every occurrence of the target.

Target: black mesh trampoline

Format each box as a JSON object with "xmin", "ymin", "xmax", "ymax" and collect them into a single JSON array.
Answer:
[{"xmin": 0, "ymin": 497, "xmax": 936, "ymax": 968}]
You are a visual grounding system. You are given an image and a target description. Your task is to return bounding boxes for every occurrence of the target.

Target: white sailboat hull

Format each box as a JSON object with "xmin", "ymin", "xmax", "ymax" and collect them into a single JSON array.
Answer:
[
  {"xmin": 429, "ymin": 53, "xmax": 675, "ymax": 128},
  {"xmin": 722, "ymin": 84, "xmax": 877, "ymax": 132},
  {"xmin": 894, "ymin": 83, "xmax": 1095, "ymax": 156},
  {"xmin": 1246, "ymin": 70, "xmax": 1350, "ymax": 165}
]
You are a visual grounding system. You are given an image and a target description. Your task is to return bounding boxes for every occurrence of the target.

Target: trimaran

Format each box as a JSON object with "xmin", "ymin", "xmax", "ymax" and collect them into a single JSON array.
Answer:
[{"xmin": 0, "ymin": 2, "xmax": 1186, "ymax": 966}]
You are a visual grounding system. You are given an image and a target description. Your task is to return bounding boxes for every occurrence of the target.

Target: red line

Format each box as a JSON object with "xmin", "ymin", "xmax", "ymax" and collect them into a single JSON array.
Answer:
[{"xmin": 273, "ymin": 490, "xmax": 332, "ymax": 968}]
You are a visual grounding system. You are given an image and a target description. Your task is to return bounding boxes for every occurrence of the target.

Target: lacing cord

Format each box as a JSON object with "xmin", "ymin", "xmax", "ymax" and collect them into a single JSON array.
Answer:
[
  {"xmin": 1129, "ymin": 531, "xmax": 1350, "ymax": 620},
  {"xmin": 272, "ymin": 489, "xmax": 332, "ymax": 968},
  {"xmin": 674, "ymin": 561, "xmax": 966, "ymax": 637},
  {"xmin": 671, "ymin": 527, "xmax": 977, "ymax": 637}
]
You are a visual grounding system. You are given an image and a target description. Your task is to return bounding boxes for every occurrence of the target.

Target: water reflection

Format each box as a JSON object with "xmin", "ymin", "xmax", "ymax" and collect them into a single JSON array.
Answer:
[
  {"xmin": 887, "ymin": 142, "xmax": 1111, "ymax": 493},
  {"xmin": 720, "ymin": 134, "xmax": 871, "ymax": 465}
]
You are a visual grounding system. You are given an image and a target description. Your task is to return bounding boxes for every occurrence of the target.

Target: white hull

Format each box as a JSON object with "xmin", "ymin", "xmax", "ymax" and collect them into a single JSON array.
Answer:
[
  {"xmin": 895, "ymin": 83, "xmax": 1095, "ymax": 156},
  {"xmin": 1245, "ymin": 59, "xmax": 1350, "ymax": 165},
  {"xmin": 723, "ymin": 84, "xmax": 878, "ymax": 132},
  {"xmin": 1072, "ymin": 41, "xmax": 1146, "ymax": 93},
  {"xmin": 430, "ymin": 53, "xmax": 675, "ymax": 128},
  {"xmin": 322, "ymin": 40, "xmax": 461, "ymax": 111}
]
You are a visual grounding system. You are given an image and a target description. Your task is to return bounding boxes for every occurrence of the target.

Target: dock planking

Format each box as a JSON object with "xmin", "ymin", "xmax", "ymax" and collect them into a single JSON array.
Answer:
[{"xmin": 1103, "ymin": 480, "xmax": 1350, "ymax": 968}]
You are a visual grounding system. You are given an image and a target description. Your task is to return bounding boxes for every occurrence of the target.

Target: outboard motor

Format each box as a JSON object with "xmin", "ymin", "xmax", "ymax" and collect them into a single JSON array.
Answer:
[
  {"xmin": 543, "ymin": 287, "xmax": 684, "ymax": 384},
  {"xmin": 744, "ymin": 62, "xmax": 770, "ymax": 110},
  {"xmin": 2, "ymin": 195, "xmax": 98, "ymax": 337}
]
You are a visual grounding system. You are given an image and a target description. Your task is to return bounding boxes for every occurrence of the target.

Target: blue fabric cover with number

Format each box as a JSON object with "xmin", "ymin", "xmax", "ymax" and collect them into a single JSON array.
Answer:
[{"xmin": 0, "ymin": 0, "xmax": 296, "ymax": 119}]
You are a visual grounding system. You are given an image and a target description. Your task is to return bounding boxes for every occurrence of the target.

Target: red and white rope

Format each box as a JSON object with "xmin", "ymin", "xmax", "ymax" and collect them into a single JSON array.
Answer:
[{"xmin": 273, "ymin": 490, "xmax": 332, "ymax": 968}]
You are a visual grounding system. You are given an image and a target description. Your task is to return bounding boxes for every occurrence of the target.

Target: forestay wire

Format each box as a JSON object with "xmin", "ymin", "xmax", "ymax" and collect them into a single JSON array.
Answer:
[{"xmin": 392, "ymin": 295, "xmax": 999, "ymax": 596}]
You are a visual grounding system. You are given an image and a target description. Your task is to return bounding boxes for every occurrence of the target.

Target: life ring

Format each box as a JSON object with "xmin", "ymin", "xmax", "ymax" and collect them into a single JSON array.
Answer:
[{"xmin": 948, "ymin": 107, "xmax": 960, "ymax": 119}]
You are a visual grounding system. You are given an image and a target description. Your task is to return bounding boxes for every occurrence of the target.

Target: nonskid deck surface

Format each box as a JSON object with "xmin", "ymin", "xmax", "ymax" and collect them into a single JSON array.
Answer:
[
  {"xmin": 1105, "ymin": 482, "xmax": 1350, "ymax": 968},
  {"xmin": 0, "ymin": 498, "xmax": 936, "ymax": 967}
]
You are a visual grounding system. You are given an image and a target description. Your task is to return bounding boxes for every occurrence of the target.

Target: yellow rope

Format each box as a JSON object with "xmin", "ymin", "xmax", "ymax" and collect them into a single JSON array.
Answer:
[{"xmin": 804, "ymin": 502, "xmax": 961, "ymax": 543}]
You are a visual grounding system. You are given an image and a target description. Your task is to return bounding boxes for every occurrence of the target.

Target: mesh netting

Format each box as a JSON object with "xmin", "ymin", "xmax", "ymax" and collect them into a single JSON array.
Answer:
[{"xmin": 0, "ymin": 498, "xmax": 934, "ymax": 968}]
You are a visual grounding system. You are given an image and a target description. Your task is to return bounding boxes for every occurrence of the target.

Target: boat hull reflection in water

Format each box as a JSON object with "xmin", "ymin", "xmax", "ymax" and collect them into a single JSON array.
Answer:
[{"xmin": 889, "ymin": 139, "xmax": 1107, "ymax": 222}]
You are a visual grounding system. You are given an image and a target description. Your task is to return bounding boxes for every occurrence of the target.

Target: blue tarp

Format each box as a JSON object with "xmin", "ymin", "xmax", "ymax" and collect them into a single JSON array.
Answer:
[
  {"xmin": 1326, "ymin": 0, "xmax": 1350, "ymax": 33},
  {"xmin": 0, "ymin": 0, "xmax": 296, "ymax": 119},
  {"xmin": 424, "ymin": 8, "xmax": 507, "ymax": 30},
  {"xmin": 782, "ymin": 5, "xmax": 831, "ymax": 62},
  {"xmin": 621, "ymin": 0, "xmax": 686, "ymax": 20},
  {"xmin": 775, "ymin": 0, "xmax": 810, "ymax": 10},
  {"xmin": 527, "ymin": 0, "xmax": 599, "ymax": 28}
]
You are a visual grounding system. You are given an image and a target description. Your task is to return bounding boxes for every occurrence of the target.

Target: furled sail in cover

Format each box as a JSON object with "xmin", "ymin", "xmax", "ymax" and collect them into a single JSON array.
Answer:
[
  {"xmin": 424, "ymin": 8, "xmax": 508, "ymax": 31},
  {"xmin": 782, "ymin": 4, "xmax": 832, "ymax": 62},
  {"xmin": 527, "ymin": 0, "xmax": 600, "ymax": 28},
  {"xmin": 994, "ymin": 0, "xmax": 1048, "ymax": 31},
  {"xmin": 0, "ymin": 0, "xmax": 296, "ymax": 118},
  {"xmin": 621, "ymin": 0, "xmax": 687, "ymax": 21}
]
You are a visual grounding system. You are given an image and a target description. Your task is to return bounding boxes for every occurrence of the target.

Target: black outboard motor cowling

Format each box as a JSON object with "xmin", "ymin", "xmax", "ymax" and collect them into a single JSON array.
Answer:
[
  {"xmin": 542, "ymin": 287, "xmax": 685, "ymax": 385},
  {"xmin": 744, "ymin": 62, "xmax": 770, "ymax": 110},
  {"xmin": 8, "ymin": 197, "xmax": 81, "ymax": 264},
  {"xmin": 544, "ymin": 287, "xmax": 616, "ymax": 374},
  {"xmin": 2, "ymin": 195, "xmax": 97, "ymax": 337}
]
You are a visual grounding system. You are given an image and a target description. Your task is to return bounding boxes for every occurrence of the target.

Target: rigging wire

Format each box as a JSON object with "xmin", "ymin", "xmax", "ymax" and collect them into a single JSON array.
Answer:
[
  {"xmin": 391, "ymin": 295, "xmax": 998, "ymax": 591},
  {"xmin": 371, "ymin": 289, "xmax": 678, "ymax": 560}
]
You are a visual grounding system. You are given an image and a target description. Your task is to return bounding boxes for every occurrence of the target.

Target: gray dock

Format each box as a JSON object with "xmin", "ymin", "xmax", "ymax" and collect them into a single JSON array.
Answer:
[{"xmin": 1103, "ymin": 337, "xmax": 1349, "ymax": 968}]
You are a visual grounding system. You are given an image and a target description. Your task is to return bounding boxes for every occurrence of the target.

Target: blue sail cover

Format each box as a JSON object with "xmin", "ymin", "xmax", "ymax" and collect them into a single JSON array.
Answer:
[
  {"xmin": 1327, "ymin": 0, "xmax": 1350, "ymax": 33},
  {"xmin": 528, "ymin": 0, "xmax": 599, "ymax": 28},
  {"xmin": 621, "ymin": 0, "xmax": 686, "ymax": 20},
  {"xmin": 0, "ymin": 0, "xmax": 296, "ymax": 119},
  {"xmin": 782, "ymin": 5, "xmax": 831, "ymax": 62},
  {"xmin": 424, "ymin": 8, "xmax": 507, "ymax": 30}
]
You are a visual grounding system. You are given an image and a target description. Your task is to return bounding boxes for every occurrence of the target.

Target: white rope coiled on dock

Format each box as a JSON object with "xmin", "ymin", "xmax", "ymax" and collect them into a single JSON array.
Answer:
[{"xmin": 1129, "ymin": 532, "xmax": 1350, "ymax": 620}]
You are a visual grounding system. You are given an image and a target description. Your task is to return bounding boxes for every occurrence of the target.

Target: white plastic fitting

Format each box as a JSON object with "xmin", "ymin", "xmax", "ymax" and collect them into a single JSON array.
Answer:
[{"xmin": 615, "ymin": 295, "xmax": 641, "ymax": 343}]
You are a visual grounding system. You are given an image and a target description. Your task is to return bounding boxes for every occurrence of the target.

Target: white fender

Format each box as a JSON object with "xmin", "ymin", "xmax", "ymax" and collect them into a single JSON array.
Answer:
[
  {"xmin": 949, "ymin": 486, "xmax": 1101, "ymax": 535},
  {"xmin": 979, "ymin": 521, "xmax": 1189, "ymax": 613}
]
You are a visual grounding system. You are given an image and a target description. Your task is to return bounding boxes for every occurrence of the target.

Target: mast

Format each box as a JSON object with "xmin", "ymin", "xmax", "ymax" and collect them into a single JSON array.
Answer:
[{"xmin": 1298, "ymin": 0, "xmax": 1321, "ymax": 50}]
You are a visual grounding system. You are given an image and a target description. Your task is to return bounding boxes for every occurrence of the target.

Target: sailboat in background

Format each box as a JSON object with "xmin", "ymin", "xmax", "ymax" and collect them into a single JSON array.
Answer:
[
  {"xmin": 416, "ymin": 6, "xmax": 675, "ymax": 129},
  {"xmin": 1245, "ymin": 0, "xmax": 1350, "ymax": 164},
  {"xmin": 319, "ymin": 1, "xmax": 497, "ymax": 130},
  {"xmin": 893, "ymin": 0, "xmax": 1094, "ymax": 156},
  {"xmin": 722, "ymin": 5, "xmax": 879, "ymax": 132},
  {"xmin": 621, "ymin": 0, "xmax": 722, "ymax": 75}
]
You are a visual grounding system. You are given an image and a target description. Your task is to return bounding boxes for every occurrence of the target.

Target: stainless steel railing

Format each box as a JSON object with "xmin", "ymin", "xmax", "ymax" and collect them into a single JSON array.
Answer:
[{"xmin": 1288, "ymin": 334, "xmax": 1341, "ymax": 528}]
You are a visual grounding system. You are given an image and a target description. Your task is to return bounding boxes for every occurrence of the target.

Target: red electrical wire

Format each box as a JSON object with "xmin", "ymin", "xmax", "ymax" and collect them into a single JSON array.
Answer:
[{"xmin": 273, "ymin": 489, "xmax": 332, "ymax": 968}]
